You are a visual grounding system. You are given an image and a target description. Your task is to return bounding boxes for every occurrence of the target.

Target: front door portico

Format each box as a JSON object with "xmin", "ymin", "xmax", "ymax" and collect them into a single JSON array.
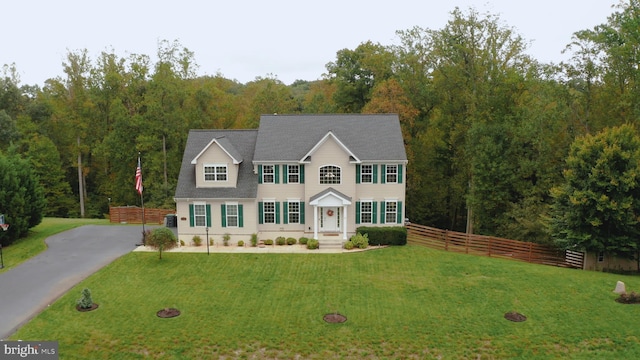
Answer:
[{"xmin": 309, "ymin": 188, "xmax": 352, "ymax": 240}]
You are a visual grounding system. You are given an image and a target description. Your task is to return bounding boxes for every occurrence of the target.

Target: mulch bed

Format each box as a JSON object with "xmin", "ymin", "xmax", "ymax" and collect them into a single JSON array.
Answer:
[
  {"xmin": 615, "ymin": 293, "xmax": 640, "ymax": 304},
  {"xmin": 76, "ymin": 303, "xmax": 99, "ymax": 312},
  {"xmin": 157, "ymin": 308, "xmax": 181, "ymax": 318},
  {"xmin": 323, "ymin": 313, "xmax": 347, "ymax": 323},
  {"xmin": 504, "ymin": 311, "xmax": 526, "ymax": 322}
]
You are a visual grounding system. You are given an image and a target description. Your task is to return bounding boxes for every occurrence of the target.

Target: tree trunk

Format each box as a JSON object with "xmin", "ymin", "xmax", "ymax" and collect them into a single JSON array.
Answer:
[
  {"xmin": 163, "ymin": 134, "xmax": 168, "ymax": 189},
  {"xmin": 77, "ymin": 136, "xmax": 85, "ymax": 218}
]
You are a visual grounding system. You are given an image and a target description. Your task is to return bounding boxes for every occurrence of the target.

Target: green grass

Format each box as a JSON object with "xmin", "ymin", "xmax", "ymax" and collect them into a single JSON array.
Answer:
[
  {"xmin": 10, "ymin": 245, "xmax": 640, "ymax": 359},
  {"xmin": 0, "ymin": 217, "xmax": 109, "ymax": 272}
]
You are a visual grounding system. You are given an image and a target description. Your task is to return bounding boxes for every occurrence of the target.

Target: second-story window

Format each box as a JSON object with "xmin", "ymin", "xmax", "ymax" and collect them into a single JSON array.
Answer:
[
  {"xmin": 320, "ymin": 165, "xmax": 341, "ymax": 184},
  {"xmin": 204, "ymin": 165, "xmax": 227, "ymax": 182},
  {"xmin": 385, "ymin": 165, "xmax": 398, "ymax": 183},
  {"xmin": 263, "ymin": 165, "xmax": 275, "ymax": 184},
  {"xmin": 288, "ymin": 165, "xmax": 299, "ymax": 184}
]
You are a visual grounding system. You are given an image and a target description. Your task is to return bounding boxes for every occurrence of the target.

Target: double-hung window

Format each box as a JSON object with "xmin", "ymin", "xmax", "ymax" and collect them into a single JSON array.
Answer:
[
  {"xmin": 288, "ymin": 201, "xmax": 300, "ymax": 224},
  {"xmin": 204, "ymin": 164, "xmax": 227, "ymax": 182},
  {"xmin": 226, "ymin": 204, "xmax": 238, "ymax": 227},
  {"xmin": 263, "ymin": 201, "xmax": 276, "ymax": 224},
  {"xmin": 385, "ymin": 165, "xmax": 398, "ymax": 184},
  {"xmin": 385, "ymin": 201, "xmax": 397, "ymax": 224},
  {"xmin": 288, "ymin": 165, "xmax": 300, "ymax": 184},
  {"xmin": 320, "ymin": 165, "xmax": 341, "ymax": 184},
  {"xmin": 360, "ymin": 165, "xmax": 373, "ymax": 183},
  {"xmin": 262, "ymin": 165, "xmax": 275, "ymax": 184},
  {"xmin": 360, "ymin": 201, "xmax": 373, "ymax": 224},
  {"xmin": 192, "ymin": 203, "xmax": 209, "ymax": 227}
]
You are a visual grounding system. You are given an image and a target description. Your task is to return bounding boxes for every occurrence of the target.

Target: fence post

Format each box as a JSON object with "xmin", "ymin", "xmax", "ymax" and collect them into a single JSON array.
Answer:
[
  {"xmin": 444, "ymin": 230, "xmax": 449, "ymax": 251},
  {"xmin": 488, "ymin": 237, "xmax": 492, "ymax": 257},
  {"xmin": 528, "ymin": 242, "xmax": 533, "ymax": 263}
]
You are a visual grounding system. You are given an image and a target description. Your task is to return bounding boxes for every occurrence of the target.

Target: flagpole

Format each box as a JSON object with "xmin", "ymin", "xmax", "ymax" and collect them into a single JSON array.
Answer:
[{"xmin": 137, "ymin": 153, "xmax": 146, "ymax": 245}]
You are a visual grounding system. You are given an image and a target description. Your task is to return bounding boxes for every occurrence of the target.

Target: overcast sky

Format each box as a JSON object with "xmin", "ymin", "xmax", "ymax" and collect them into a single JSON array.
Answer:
[{"xmin": 2, "ymin": 0, "xmax": 618, "ymax": 86}]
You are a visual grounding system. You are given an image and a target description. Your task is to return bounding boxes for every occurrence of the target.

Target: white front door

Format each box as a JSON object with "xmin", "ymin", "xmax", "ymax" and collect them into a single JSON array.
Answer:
[{"xmin": 319, "ymin": 207, "xmax": 339, "ymax": 232}]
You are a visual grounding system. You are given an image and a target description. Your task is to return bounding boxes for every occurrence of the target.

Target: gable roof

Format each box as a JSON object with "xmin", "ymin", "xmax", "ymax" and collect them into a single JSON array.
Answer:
[
  {"xmin": 175, "ymin": 129, "xmax": 258, "ymax": 199},
  {"xmin": 191, "ymin": 136, "xmax": 243, "ymax": 165},
  {"xmin": 253, "ymin": 114, "xmax": 407, "ymax": 163}
]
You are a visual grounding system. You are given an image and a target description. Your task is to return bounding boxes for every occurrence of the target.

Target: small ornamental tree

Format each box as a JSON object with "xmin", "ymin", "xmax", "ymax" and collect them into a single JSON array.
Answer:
[
  {"xmin": 550, "ymin": 125, "xmax": 640, "ymax": 265},
  {"xmin": 146, "ymin": 227, "xmax": 178, "ymax": 259},
  {"xmin": 77, "ymin": 288, "xmax": 93, "ymax": 309}
]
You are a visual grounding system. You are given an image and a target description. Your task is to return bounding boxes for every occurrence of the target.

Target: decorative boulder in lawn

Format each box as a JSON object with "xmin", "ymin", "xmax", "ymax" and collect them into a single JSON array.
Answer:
[{"xmin": 614, "ymin": 281, "xmax": 626, "ymax": 295}]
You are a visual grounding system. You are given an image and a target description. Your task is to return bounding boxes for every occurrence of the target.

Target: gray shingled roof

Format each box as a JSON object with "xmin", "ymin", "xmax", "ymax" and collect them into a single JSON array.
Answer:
[
  {"xmin": 253, "ymin": 114, "xmax": 407, "ymax": 162},
  {"xmin": 174, "ymin": 129, "xmax": 258, "ymax": 199}
]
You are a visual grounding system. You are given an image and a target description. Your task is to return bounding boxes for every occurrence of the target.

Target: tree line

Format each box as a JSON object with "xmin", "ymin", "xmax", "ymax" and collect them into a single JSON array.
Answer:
[{"xmin": 2, "ymin": 3, "xmax": 640, "ymax": 255}]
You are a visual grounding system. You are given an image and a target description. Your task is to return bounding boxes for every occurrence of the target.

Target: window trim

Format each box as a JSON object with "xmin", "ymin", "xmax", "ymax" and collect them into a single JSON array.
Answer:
[
  {"xmin": 204, "ymin": 164, "xmax": 228, "ymax": 182},
  {"xmin": 319, "ymin": 164, "xmax": 341, "ymax": 185},
  {"xmin": 360, "ymin": 164, "xmax": 373, "ymax": 184},
  {"xmin": 360, "ymin": 200, "xmax": 374, "ymax": 224},
  {"xmin": 287, "ymin": 200, "xmax": 301, "ymax": 224},
  {"xmin": 385, "ymin": 164, "xmax": 398, "ymax": 184},
  {"xmin": 287, "ymin": 165, "xmax": 300, "ymax": 184},
  {"xmin": 225, "ymin": 202, "xmax": 239, "ymax": 228},
  {"xmin": 384, "ymin": 200, "xmax": 398, "ymax": 224},
  {"xmin": 262, "ymin": 164, "xmax": 275, "ymax": 184},
  {"xmin": 193, "ymin": 202, "xmax": 207, "ymax": 227}
]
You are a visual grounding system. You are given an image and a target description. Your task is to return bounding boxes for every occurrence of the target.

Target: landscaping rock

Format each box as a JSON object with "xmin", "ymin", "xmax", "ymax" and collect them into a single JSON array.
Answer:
[{"xmin": 614, "ymin": 281, "xmax": 626, "ymax": 294}]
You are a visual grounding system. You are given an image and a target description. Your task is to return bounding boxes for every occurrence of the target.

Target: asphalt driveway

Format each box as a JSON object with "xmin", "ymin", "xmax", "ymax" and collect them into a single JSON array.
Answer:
[{"xmin": 0, "ymin": 225, "xmax": 146, "ymax": 339}]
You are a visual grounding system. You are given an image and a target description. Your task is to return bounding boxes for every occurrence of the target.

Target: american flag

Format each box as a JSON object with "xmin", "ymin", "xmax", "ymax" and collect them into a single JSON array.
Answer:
[{"xmin": 135, "ymin": 157, "xmax": 143, "ymax": 195}]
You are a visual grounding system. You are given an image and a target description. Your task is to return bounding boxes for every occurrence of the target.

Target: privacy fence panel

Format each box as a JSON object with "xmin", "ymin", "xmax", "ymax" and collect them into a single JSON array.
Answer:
[
  {"xmin": 406, "ymin": 223, "xmax": 583, "ymax": 269},
  {"xmin": 109, "ymin": 207, "xmax": 175, "ymax": 225}
]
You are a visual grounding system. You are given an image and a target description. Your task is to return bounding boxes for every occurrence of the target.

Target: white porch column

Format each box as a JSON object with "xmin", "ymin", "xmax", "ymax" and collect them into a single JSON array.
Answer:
[
  {"xmin": 313, "ymin": 206, "xmax": 318, "ymax": 239},
  {"xmin": 342, "ymin": 205, "xmax": 348, "ymax": 240}
]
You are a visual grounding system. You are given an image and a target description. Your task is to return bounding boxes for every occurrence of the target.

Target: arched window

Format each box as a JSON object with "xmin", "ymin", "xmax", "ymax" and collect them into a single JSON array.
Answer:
[{"xmin": 319, "ymin": 165, "xmax": 341, "ymax": 184}]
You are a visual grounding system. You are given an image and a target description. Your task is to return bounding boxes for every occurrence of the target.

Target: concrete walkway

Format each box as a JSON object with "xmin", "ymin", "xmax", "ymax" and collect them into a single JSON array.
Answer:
[{"xmin": 0, "ymin": 225, "xmax": 143, "ymax": 340}]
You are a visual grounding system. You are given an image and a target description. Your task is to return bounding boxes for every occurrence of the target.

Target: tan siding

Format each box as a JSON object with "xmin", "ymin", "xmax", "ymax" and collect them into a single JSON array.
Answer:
[{"xmin": 194, "ymin": 144, "xmax": 239, "ymax": 188}]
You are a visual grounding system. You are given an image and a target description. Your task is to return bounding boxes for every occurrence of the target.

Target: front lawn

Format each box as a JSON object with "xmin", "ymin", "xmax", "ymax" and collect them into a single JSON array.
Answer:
[{"xmin": 11, "ymin": 246, "xmax": 640, "ymax": 359}]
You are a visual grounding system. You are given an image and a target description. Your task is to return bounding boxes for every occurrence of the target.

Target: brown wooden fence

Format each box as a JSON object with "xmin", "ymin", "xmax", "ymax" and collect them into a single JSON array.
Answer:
[
  {"xmin": 109, "ymin": 206, "xmax": 175, "ymax": 225},
  {"xmin": 406, "ymin": 223, "xmax": 584, "ymax": 269}
]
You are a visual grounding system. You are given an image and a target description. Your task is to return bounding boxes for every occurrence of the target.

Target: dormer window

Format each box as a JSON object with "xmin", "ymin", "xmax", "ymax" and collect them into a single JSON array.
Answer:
[
  {"xmin": 320, "ymin": 165, "xmax": 341, "ymax": 184},
  {"xmin": 204, "ymin": 164, "xmax": 227, "ymax": 182}
]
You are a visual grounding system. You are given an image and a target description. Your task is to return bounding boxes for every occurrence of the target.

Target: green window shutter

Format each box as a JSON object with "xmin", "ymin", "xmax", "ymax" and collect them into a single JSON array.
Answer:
[
  {"xmin": 220, "ymin": 204, "xmax": 226, "ymax": 227},
  {"xmin": 189, "ymin": 204, "xmax": 195, "ymax": 227},
  {"xmin": 238, "ymin": 204, "xmax": 244, "ymax": 228},
  {"xmin": 283, "ymin": 165, "xmax": 288, "ymax": 184},
  {"xmin": 283, "ymin": 201, "xmax": 289, "ymax": 224},
  {"xmin": 206, "ymin": 204, "xmax": 212, "ymax": 227},
  {"xmin": 381, "ymin": 165, "xmax": 386, "ymax": 184},
  {"xmin": 379, "ymin": 201, "xmax": 385, "ymax": 224},
  {"xmin": 355, "ymin": 201, "xmax": 361, "ymax": 224},
  {"xmin": 397, "ymin": 201, "xmax": 403, "ymax": 224},
  {"xmin": 300, "ymin": 165, "xmax": 305, "ymax": 184},
  {"xmin": 398, "ymin": 165, "xmax": 403, "ymax": 184},
  {"xmin": 300, "ymin": 202, "xmax": 305, "ymax": 224},
  {"xmin": 258, "ymin": 165, "xmax": 263, "ymax": 184},
  {"xmin": 373, "ymin": 164, "xmax": 378, "ymax": 184},
  {"xmin": 275, "ymin": 165, "xmax": 280, "ymax": 184},
  {"xmin": 372, "ymin": 202, "xmax": 378, "ymax": 224},
  {"xmin": 356, "ymin": 164, "xmax": 361, "ymax": 184},
  {"xmin": 258, "ymin": 202, "xmax": 264, "ymax": 224},
  {"xmin": 275, "ymin": 202, "xmax": 281, "ymax": 224}
]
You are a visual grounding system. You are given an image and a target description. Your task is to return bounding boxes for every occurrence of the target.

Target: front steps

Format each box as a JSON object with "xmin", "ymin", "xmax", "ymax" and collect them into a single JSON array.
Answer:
[{"xmin": 318, "ymin": 234, "xmax": 344, "ymax": 250}]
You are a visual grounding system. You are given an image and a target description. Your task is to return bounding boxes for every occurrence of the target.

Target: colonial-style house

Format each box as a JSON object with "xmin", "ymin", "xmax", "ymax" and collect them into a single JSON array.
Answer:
[{"xmin": 174, "ymin": 114, "xmax": 407, "ymax": 247}]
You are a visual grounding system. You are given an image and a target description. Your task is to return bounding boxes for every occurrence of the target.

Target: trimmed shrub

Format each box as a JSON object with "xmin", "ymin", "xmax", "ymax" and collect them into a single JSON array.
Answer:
[
  {"xmin": 223, "ymin": 233, "xmax": 230, "ymax": 246},
  {"xmin": 264, "ymin": 239, "xmax": 274, "ymax": 245},
  {"xmin": 356, "ymin": 226, "xmax": 407, "ymax": 246},
  {"xmin": 238, "ymin": 240, "xmax": 245, "ymax": 247},
  {"xmin": 286, "ymin": 237, "xmax": 297, "ymax": 245},
  {"xmin": 307, "ymin": 239, "xmax": 319, "ymax": 250},
  {"xmin": 350, "ymin": 232, "xmax": 369, "ymax": 249},
  {"xmin": 276, "ymin": 236, "xmax": 286, "ymax": 245},
  {"xmin": 299, "ymin": 237, "xmax": 309, "ymax": 245},
  {"xmin": 251, "ymin": 233, "xmax": 258, "ymax": 247},
  {"xmin": 343, "ymin": 241, "xmax": 354, "ymax": 250},
  {"xmin": 180, "ymin": 240, "xmax": 185, "ymax": 247},
  {"xmin": 192, "ymin": 235, "xmax": 202, "ymax": 246}
]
